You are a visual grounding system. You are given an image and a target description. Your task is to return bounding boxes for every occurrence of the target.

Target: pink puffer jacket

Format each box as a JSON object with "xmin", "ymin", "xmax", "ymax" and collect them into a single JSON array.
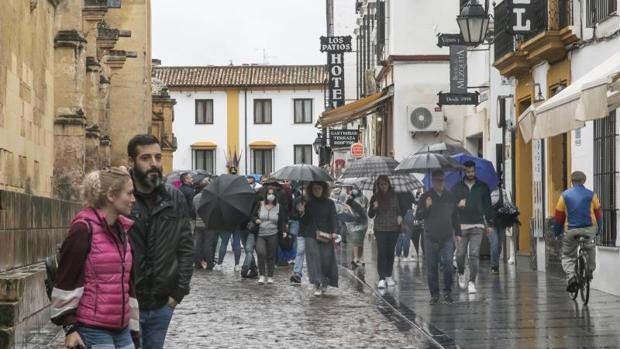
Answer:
[{"xmin": 73, "ymin": 208, "xmax": 134, "ymax": 329}]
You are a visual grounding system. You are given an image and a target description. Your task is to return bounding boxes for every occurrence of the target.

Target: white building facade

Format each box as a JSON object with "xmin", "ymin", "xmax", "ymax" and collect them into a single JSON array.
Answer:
[{"xmin": 154, "ymin": 65, "xmax": 326, "ymax": 176}]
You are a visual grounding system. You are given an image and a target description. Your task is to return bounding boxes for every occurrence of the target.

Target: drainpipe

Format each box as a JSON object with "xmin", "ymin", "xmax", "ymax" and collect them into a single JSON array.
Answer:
[{"xmin": 244, "ymin": 88, "xmax": 248, "ymax": 174}]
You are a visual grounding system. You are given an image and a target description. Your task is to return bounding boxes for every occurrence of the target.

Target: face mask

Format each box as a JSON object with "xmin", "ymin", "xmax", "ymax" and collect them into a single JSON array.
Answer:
[
  {"xmin": 351, "ymin": 189, "xmax": 359, "ymax": 196},
  {"xmin": 266, "ymin": 194, "xmax": 276, "ymax": 202}
]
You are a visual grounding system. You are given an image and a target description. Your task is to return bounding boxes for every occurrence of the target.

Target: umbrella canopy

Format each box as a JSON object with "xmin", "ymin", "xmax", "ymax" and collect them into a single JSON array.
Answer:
[
  {"xmin": 415, "ymin": 143, "xmax": 472, "ymax": 156},
  {"xmin": 333, "ymin": 199, "xmax": 356, "ymax": 222},
  {"xmin": 197, "ymin": 174, "xmax": 256, "ymax": 231},
  {"xmin": 341, "ymin": 156, "xmax": 399, "ymax": 179},
  {"xmin": 422, "ymin": 153, "xmax": 499, "ymax": 190},
  {"xmin": 358, "ymin": 174, "xmax": 423, "ymax": 193},
  {"xmin": 270, "ymin": 164, "xmax": 332, "ymax": 182},
  {"xmin": 395, "ymin": 152, "xmax": 463, "ymax": 174}
]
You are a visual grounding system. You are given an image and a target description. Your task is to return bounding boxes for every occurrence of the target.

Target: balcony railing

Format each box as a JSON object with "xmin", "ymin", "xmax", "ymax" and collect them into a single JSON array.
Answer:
[
  {"xmin": 493, "ymin": 0, "xmax": 514, "ymax": 62},
  {"xmin": 523, "ymin": 0, "xmax": 548, "ymax": 41},
  {"xmin": 559, "ymin": 0, "xmax": 574, "ymax": 28}
]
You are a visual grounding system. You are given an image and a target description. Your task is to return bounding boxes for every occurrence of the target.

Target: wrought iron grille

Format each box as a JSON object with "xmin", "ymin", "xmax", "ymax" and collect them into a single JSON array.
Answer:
[
  {"xmin": 586, "ymin": 0, "xmax": 618, "ymax": 27},
  {"xmin": 493, "ymin": 0, "xmax": 514, "ymax": 62},
  {"xmin": 559, "ymin": 0, "xmax": 574, "ymax": 28},
  {"xmin": 523, "ymin": 0, "xmax": 548, "ymax": 41},
  {"xmin": 593, "ymin": 111, "xmax": 617, "ymax": 247}
]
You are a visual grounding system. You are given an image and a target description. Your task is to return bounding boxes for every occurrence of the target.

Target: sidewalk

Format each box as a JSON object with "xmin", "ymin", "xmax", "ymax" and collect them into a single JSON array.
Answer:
[{"xmin": 349, "ymin": 237, "xmax": 620, "ymax": 349}]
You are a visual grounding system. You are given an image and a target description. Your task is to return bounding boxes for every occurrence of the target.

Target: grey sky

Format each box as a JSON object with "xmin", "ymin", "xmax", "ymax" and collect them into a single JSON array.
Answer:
[{"xmin": 152, "ymin": 0, "xmax": 356, "ymax": 66}]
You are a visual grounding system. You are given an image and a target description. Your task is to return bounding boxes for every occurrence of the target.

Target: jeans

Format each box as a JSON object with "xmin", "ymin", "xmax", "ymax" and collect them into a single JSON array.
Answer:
[
  {"xmin": 140, "ymin": 304, "xmax": 174, "ymax": 349},
  {"xmin": 77, "ymin": 326, "xmax": 133, "ymax": 349},
  {"xmin": 290, "ymin": 221, "xmax": 305, "ymax": 275},
  {"xmin": 562, "ymin": 226, "xmax": 597, "ymax": 280},
  {"xmin": 425, "ymin": 237, "xmax": 455, "ymax": 296},
  {"xmin": 395, "ymin": 229, "xmax": 412, "ymax": 257},
  {"xmin": 456, "ymin": 227, "xmax": 484, "ymax": 282},
  {"xmin": 240, "ymin": 230, "xmax": 257, "ymax": 271},
  {"xmin": 256, "ymin": 234, "xmax": 278, "ymax": 277},
  {"xmin": 488, "ymin": 227, "xmax": 505, "ymax": 268},
  {"xmin": 375, "ymin": 231, "xmax": 399, "ymax": 280},
  {"xmin": 218, "ymin": 231, "xmax": 242, "ymax": 265}
]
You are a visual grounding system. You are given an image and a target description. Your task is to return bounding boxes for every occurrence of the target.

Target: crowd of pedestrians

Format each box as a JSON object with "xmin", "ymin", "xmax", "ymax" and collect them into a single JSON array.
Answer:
[{"xmin": 48, "ymin": 133, "xmax": 600, "ymax": 348}]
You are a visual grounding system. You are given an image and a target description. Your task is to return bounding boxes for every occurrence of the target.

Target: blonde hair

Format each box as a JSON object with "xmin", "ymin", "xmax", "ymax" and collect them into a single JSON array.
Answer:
[{"xmin": 80, "ymin": 167, "xmax": 131, "ymax": 208}]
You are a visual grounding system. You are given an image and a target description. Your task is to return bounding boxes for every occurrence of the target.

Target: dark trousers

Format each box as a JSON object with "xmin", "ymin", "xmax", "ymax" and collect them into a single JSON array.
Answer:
[
  {"xmin": 411, "ymin": 226, "xmax": 424, "ymax": 254},
  {"xmin": 425, "ymin": 237, "xmax": 455, "ymax": 296},
  {"xmin": 375, "ymin": 230, "xmax": 399, "ymax": 280},
  {"xmin": 194, "ymin": 226, "xmax": 212, "ymax": 264},
  {"xmin": 256, "ymin": 234, "xmax": 278, "ymax": 277}
]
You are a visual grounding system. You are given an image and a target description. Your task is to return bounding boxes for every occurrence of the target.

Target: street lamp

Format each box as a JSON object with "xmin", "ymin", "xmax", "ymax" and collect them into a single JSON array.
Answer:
[
  {"xmin": 313, "ymin": 133, "xmax": 323, "ymax": 155},
  {"xmin": 457, "ymin": 0, "xmax": 490, "ymax": 46}
]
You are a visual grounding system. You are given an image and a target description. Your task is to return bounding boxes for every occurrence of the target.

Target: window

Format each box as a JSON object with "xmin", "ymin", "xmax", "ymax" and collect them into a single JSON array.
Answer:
[
  {"xmin": 254, "ymin": 99, "xmax": 272, "ymax": 124},
  {"xmin": 294, "ymin": 99, "xmax": 313, "ymax": 124},
  {"xmin": 294, "ymin": 145, "xmax": 313, "ymax": 164},
  {"xmin": 195, "ymin": 100, "xmax": 214, "ymax": 124},
  {"xmin": 593, "ymin": 111, "xmax": 617, "ymax": 247},
  {"xmin": 107, "ymin": 0, "xmax": 121, "ymax": 8},
  {"xmin": 253, "ymin": 149, "xmax": 273, "ymax": 175},
  {"xmin": 194, "ymin": 149, "xmax": 215, "ymax": 174},
  {"xmin": 586, "ymin": 0, "xmax": 617, "ymax": 27}
]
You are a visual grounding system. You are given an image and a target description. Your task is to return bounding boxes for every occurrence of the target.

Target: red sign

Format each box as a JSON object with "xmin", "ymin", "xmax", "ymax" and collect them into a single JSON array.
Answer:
[{"xmin": 350, "ymin": 143, "xmax": 364, "ymax": 159}]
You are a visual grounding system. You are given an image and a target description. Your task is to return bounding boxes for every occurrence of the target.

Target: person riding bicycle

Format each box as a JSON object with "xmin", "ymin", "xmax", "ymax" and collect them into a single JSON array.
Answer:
[{"xmin": 553, "ymin": 171, "xmax": 602, "ymax": 293}]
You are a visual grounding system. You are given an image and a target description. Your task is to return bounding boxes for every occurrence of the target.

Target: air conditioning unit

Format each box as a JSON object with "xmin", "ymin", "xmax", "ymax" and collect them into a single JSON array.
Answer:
[{"xmin": 408, "ymin": 105, "xmax": 446, "ymax": 135}]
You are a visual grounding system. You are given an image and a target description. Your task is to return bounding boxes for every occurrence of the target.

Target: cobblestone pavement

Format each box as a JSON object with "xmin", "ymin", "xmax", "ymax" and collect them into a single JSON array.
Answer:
[{"xmin": 164, "ymin": 257, "xmax": 439, "ymax": 349}]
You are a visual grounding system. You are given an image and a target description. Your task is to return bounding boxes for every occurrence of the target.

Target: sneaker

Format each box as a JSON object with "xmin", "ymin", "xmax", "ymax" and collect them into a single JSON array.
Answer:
[
  {"xmin": 458, "ymin": 274, "xmax": 467, "ymax": 289},
  {"xmin": 234, "ymin": 265, "xmax": 241, "ymax": 272},
  {"xmin": 467, "ymin": 281, "xmax": 477, "ymax": 294},
  {"xmin": 411, "ymin": 255, "xmax": 417, "ymax": 261},
  {"xmin": 258, "ymin": 276, "xmax": 265, "ymax": 285},
  {"xmin": 429, "ymin": 295, "xmax": 440, "ymax": 305},
  {"xmin": 213, "ymin": 264, "xmax": 223, "ymax": 271},
  {"xmin": 247, "ymin": 269, "xmax": 258, "ymax": 279},
  {"xmin": 321, "ymin": 284, "xmax": 327, "ymax": 295},
  {"xmin": 313, "ymin": 284, "xmax": 322, "ymax": 297},
  {"xmin": 378, "ymin": 279, "xmax": 387, "ymax": 289},
  {"xmin": 444, "ymin": 293, "xmax": 454, "ymax": 304},
  {"xmin": 491, "ymin": 266, "xmax": 499, "ymax": 274},
  {"xmin": 508, "ymin": 258, "xmax": 515, "ymax": 265},
  {"xmin": 290, "ymin": 273, "xmax": 302, "ymax": 284},
  {"xmin": 267, "ymin": 277, "xmax": 274, "ymax": 284},
  {"xmin": 386, "ymin": 277, "xmax": 396, "ymax": 287},
  {"xmin": 402, "ymin": 257, "xmax": 410, "ymax": 262}
]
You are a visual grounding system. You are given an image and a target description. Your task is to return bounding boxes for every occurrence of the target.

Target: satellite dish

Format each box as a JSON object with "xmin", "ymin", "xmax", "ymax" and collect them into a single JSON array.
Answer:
[{"xmin": 410, "ymin": 107, "xmax": 433, "ymax": 129}]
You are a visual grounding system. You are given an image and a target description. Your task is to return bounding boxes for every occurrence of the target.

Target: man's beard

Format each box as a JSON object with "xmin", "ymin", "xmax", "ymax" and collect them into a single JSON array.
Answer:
[{"xmin": 134, "ymin": 167, "xmax": 163, "ymax": 191}]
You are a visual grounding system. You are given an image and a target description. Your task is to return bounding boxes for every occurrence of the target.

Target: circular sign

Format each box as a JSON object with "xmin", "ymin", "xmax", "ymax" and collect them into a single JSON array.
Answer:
[{"xmin": 350, "ymin": 143, "xmax": 364, "ymax": 159}]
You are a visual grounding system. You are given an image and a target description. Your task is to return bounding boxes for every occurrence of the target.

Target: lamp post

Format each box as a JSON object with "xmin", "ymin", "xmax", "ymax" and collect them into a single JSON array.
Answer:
[
  {"xmin": 456, "ymin": 0, "xmax": 490, "ymax": 47},
  {"xmin": 313, "ymin": 132, "xmax": 332, "ymax": 167}
]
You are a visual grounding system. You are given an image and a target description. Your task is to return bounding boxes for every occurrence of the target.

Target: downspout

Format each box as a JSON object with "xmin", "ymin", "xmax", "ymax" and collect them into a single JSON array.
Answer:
[{"xmin": 244, "ymin": 88, "xmax": 248, "ymax": 174}]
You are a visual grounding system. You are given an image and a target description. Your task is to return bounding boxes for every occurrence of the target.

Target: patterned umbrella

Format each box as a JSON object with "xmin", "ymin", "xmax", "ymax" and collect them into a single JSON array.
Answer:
[
  {"xmin": 341, "ymin": 156, "xmax": 399, "ymax": 179},
  {"xmin": 270, "ymin": 164, "xmax": 333, "ymax": 182},
  {"xmin": 415, "ymin": 143, "xmax": 472, "ymax": 156},
  {"xmin": 395, "ymin": 152, "xmax": 463, "ymax": 174},
  {"xmin": 358, "ymin": 174, "xmax": 423, "ymax": 192}
]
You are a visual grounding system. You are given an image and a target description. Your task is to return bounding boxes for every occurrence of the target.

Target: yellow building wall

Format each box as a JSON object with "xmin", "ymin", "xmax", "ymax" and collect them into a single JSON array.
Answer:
[
  {"xmin": 515, "ymin": 74, "xmax": 534, "ymax": 254},
  {"xmin": 226, "ymin": 88, "xmax": 240, "ymax": 172}
]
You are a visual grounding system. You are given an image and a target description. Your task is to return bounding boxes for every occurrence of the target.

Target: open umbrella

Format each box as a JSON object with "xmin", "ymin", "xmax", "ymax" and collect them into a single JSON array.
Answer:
[
  {"xmin": 270, "ymin": 164, "xmax": 332, "ymax": 182},
  {"xmin": 395, "ymin": 152, "xmax": 462, "ymax": 174},
  {"xmin": 341, "ymin": 156, "xmax": 399, "ymax": 179},
  {"xmin": 422, "ymin": 153, "xmax": 499, "ymax": 189},
  {"xmin": 358, "ymin": 174, "xmax": 423, "ymax": 192},
  {"xmin": 415, "ymin": 142, "xmax": 472, "ymax": 156},
  {"xmin": 197, "ymin": 174, "xmax": 256, "ymax": 231}
]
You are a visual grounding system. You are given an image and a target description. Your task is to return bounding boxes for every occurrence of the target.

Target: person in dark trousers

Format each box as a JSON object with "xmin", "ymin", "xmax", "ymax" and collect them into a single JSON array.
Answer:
[
  {"xmin": 411, "ymin": 187, "xmax": 425, "ymax": 259},
  {"xmin": 416, "ymin": 170, "xmax": 461, "ymax": 304},
  {"xmin": 179, "ymin": 172, "xmax": 196, "ymax": 220},
  {"xmin": 368, "ymin": 175, "xmax": 403, "ymax": 290},
  {"xmin": 126, "ymin": 134, "xmax": 194, "ymax": 349},
  {"xmin": 193, "ymin": 178, "xmax": 212, "ymax": 269},
  {"xmin": 395, "ymin": 191, "xmax": 416, "ymax": 262},
  {"xmin": 451, "ymin": 160, "xmax": 493, "ymax": 294}
]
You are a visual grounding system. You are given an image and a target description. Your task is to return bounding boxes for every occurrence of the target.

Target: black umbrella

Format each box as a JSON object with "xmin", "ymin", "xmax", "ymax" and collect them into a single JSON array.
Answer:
[
  {"xmin": 415, "ymin": 143, "xmax": 472, "ymax": 156},
  {"xmin": 270, "ymin": 164, "xmax": 333, "ymax": 182},
  {"xmin": 197, "ymin": 175, "xmax": 256, "ymax": 231},
  {"xmin": 341, "ymin": 156, "xmax": 399, "ymax": 179},
  {"xmin": 395, "ymin": 152, "xmax": 463, "ymax": 174}
]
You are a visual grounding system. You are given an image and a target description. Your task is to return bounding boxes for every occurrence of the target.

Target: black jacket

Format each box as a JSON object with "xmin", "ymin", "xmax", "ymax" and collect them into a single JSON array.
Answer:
[
  {"xmin": 451, "ymin": 179, "xmax": 493, "ymax": 226},
  {"xmin": 179, "ymin": 184, "xmax": 196, "ymax": 220},
  {"xmin": 415, "ymin": 189, "xmax": 461, "ymax": 242},
  {"xmin": 128, "ymin": 184, "xmax": 194, "ymax": 310},
  {"xmin": 299, "ymin": 198, "xmax": 337, "ymax": 239}
]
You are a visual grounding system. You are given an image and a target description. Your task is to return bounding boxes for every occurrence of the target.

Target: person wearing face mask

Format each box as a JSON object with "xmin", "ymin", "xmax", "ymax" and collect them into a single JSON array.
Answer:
[
  {"xmin": 346, "ymin": 187, "xmax": 368, "ymax": 268},
  {"xmin": 251, "ymin": 188, "xmax": 287, "ymax": 284}
]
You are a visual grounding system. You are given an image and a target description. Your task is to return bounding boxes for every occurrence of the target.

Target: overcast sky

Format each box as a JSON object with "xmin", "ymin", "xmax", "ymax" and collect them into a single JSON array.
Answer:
[{"xmin": 152, "ymin": 0, "xmax": 356, "ymax": 66}]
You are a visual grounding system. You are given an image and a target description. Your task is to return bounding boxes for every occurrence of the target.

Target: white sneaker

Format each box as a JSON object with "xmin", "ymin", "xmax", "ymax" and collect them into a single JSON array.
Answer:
[
  {"xmin": 267, "ymin": 277, "xmax": 274, "ymax": 284},
  {"xmin": 258, "ymin": 276, "xmax": 265, "ymax": 284},
  {"xmin": 313, "ymin": 285, "xmax": 322, "ymax": 296},
  {"xmin": 213, "ymin": 264, "xmax": 223, "ymax": 271},
  {"xmin": 378, "ymin": 279, "xmax": 387, "ymax": 289},
  {"xmin": 458, "ymin": 274, "xmax": 467, "ymax": 289},
  {"xmin": 234, "ymin": 265, "xmax": 241, "ymax": 272},
  {"xmin": 468, "ymin": 281, "xmax": 477, "ymax": 294},
  {"xmin": 386, "ymin": 277, "xmax": 396, "ymax": 287},
  {"xmin": 508, "ymin": 258, "xmax": 515, "ymax": 265}
]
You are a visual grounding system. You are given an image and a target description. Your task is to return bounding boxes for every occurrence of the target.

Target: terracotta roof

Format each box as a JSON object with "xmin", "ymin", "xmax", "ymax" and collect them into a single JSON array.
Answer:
[{"xmin": 153, "ymin": 65, "xmax": 327, "ymax": 88}]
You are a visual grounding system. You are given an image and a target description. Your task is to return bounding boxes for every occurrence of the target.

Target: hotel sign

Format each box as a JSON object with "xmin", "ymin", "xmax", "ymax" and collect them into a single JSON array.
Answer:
[
  {"xmin": 511, "ymin": 0, "xmax": 534, "ymax": 34},
  {"xmin": 320, "ymin": 36, "xmax": 352, "ymax": 108}
]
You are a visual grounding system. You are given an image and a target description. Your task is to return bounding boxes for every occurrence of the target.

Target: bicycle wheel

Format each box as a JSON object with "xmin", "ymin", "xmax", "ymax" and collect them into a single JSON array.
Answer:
[
  {"xmin": 579, "ymin": 254, "xmax": 590, "ymax": 304},
  {"xmin": 569, "ymin": 257, "xmax": 579, "ymax": 301}
]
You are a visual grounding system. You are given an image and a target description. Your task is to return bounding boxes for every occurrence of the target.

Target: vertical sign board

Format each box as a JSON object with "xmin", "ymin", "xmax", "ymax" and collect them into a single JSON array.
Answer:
[
  {"xmin": 532, "ymin": 139, "xmax": 544, "ymax": 238},
  {"xmin": 449, "ymin": 45, "xmax": 467, "ymax": 94},
  {"xmin": 511, "ymin": 0, "xmax": 534, "ymax": 34},
  {"xmin": 320, "ymin": 36, "xmax": 352, "ymax": 108}
]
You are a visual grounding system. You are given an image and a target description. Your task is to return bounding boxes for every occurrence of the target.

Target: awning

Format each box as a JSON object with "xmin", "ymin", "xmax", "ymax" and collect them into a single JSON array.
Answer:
[
  {"xmin": 191, "ymin": 141, "xmax": 217, "ymax": 150},
  {"xmin": 533, "ymin": 51, "xmax": 620, "ymax": 139},
  {"xmin": 318, "ymin": 90, "xmax": 393, "ymax": 127},
  {"xmin": 249, "ymin": 140, "xmax": 276, "ymax": 149},
  {"xmin": 517, "ymin": 103, "xmax": 540, "ymax": 144}
]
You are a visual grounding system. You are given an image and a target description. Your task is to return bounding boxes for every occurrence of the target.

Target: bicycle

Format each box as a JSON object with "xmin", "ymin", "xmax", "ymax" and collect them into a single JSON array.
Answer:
[{"xmin": 568, "ymin": 234, "xmax": 593, "ymax": 305}]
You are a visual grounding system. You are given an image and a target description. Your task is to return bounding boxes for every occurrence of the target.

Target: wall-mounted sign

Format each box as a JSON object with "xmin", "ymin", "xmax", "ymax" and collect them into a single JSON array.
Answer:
[
  {"xmin": 511, "ymin": 0, "xmax": 533, "ymax": 34},
  {"xmin": 450, "ymin": 45, "xmax": 467, "ymax": 94},
  {"xmin": 321, "ymin": 36, "xmax": 352, "ymax": 109},
  {"xmin": 330, "ymin": 129, "xmax": 359, "ymax": 148},
  {"xmin": 437, "ymin": 33, "xmax": 465, "ymax": 48},
  {"xmin": 437, "ymin": 91, "xmax": 479, "ymax": 106},
  {"xmin": 350, "ymin": 143, "xmax": 364, "ymax": 159}
]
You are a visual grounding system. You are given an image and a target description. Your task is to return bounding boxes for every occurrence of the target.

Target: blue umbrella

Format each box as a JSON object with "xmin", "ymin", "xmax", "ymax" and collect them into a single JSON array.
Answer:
[{"xmin": 423, "ymin": 153, "xmax": 499, "ymax": 190}]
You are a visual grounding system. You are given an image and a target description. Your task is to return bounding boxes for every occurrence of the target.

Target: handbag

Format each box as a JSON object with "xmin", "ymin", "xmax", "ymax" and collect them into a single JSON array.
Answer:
[{"xmin": 309, "ymin": 208, "xmax": 332, "ymax": 243}]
